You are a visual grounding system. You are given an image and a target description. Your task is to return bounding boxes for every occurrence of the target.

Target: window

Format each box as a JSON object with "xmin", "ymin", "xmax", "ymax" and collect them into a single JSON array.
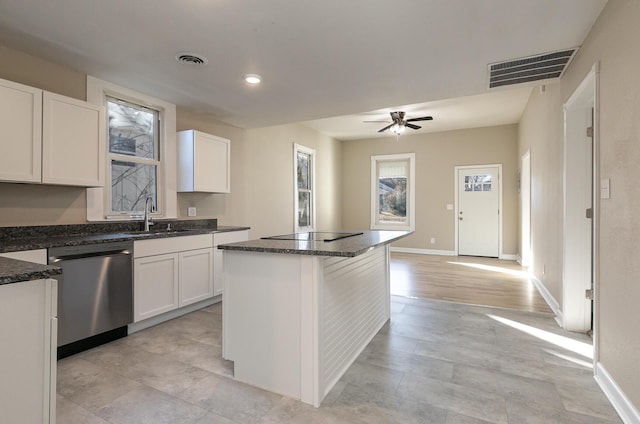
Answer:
[
  {"xmin": 107, "ymin": 97, "xmax": 160, "ymax": 215},
  {"xmin": 464, "ymin": 174, "xmax": 492, "ymax": 192},
  {"xmin": 371, "ymin": 153, "xmax": 415, "ymax": 230},
  {"xmin": 86, "ymin": 76, "xmax": 177, "ymax": 221},
  {"xmin": 294, "ymin": 144, "xmax": 316, "ymax": 232}
]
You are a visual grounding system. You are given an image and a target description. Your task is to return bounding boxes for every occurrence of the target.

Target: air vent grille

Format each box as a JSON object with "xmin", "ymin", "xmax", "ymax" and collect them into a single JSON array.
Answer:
[
  {"xmin": 488, "ymin": 48, "xmax": 578, "ymax": 88},
  {"xmin": 175, "ymin": 52, "xmax": 208, "ymax": 66}
]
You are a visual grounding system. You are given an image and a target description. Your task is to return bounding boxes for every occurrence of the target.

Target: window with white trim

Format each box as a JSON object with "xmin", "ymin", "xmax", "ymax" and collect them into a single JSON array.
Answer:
[
  {"xmin": 86, "ymin": 76, "xmax": 177, "ymax": 221},
  {"xmin": 107, "ymin": 97, "xmax": 160, "ymax": 216},
  {"xmin": 294, "ymin": 144, "xmax": 316, "ymax": 232},
  {"xmin": 371, "ymin": 153, "xmax": 415, "ymax": 230}
]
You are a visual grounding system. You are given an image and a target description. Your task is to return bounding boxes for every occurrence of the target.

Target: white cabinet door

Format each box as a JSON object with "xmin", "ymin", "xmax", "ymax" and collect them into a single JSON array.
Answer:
[
  {"xmin": 42, "ymin": 91, "xmax": 105, "ymax": 187},
  {"xmin": 134, "ymin": 253, "xmax": 179, "ymax": 322},
  {"xmin": 0, "ymin": 278, "xmax": 57, "ymax": 424},
  {"xmin": 177, "ymin": 130, "xmax": 230, "ymax": 193},
  {"xmin": 179, "ymin": 247, "xmax": 214, "ymax": 307},
  {"xmin": 213, "ymin": 230, "xmax": 249, "ymax": 296},
  {"xmin": 0, "ymin": 79, "xmax": 42, "ymax": 183}
]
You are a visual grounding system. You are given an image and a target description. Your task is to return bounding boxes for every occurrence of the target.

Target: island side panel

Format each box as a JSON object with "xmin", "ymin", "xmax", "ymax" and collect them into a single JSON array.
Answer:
[
  {"xmin": 223, "ymin": 250, "xmax": 309, "ymax": 399},
  {"xmin": 320, "ymin": 245, "xmax": 390, "ymax": 398}
]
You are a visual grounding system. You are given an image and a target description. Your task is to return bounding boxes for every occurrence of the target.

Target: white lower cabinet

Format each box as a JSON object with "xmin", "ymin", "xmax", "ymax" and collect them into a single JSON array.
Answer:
[
  {"xmin": 179, "ymin": 248, "xmax": 214, "ymax": 306},
  {"xmin": 0, "ymin": 278, "xmax": 57, "ymax": 424},
  {"xmin": 213, "ymin": 230, "xmax": 249, "ymax": 296},
  {"xmin": 134, "ymin": 253, "xmax": 180, "ymax": 322},
  {"xmin": 133, "ymin": 235, "xmax": 213, "ymax": 322}
]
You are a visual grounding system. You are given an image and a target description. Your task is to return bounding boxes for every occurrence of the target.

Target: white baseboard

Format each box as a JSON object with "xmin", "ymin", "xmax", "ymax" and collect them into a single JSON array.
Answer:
[
  {"xmin": 128, "ymin": 296, "xmax": 220, "ymax": 334},
  {"xmin": 391, "ymin": 247, "xmax": 456, "ymax": 256},
  {"xmin": 530, "ymin": 274, "xmax": 563, "ymax": 324},
  {"xmin": 595, "ymin": 362, "xmax": 640, "ymax": 424},
  {"xmin": 515, "ymin": 254, "xmax": 522, "ymax": 265},
  {"xmin": 500, "ymin": 253, "xmax": 518, "ymax": 261}
]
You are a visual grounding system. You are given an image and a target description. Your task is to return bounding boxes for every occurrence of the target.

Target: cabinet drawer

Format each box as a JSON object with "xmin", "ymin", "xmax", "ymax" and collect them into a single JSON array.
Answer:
[{"xmin": 134, "ymin": 234, "xmax": 212, "ymax": 258}]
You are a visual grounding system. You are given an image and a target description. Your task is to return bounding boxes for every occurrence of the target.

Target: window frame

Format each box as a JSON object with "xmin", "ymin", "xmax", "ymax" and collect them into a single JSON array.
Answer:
[
  {"xmin": 86, "ymin": 76, "xmax": 177, "ymax": 221},
  {"xmin": 370, "ymin": 153, "xmax": 416, "ymax": 231},
  {"xmin": 294, "ymin": 143, "xmax": 316, "ymax": 232},
  {"xmin": 106, "ymin": 96, "xmax": 162, "ymax": 217}
]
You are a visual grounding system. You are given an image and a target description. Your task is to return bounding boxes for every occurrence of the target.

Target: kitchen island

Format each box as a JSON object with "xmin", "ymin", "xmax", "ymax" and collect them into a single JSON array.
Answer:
[{"xmin": 219, "ymin": 230, "xmax": 410, "ymax": 407}]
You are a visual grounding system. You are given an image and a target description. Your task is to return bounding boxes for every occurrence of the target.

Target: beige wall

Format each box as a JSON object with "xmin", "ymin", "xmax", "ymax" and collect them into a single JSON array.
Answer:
[
  {"xmin": 0, "ymin": 45, "xmax": 342, "ymax": 234},
  {"xmin": 519, "ymin": 0, "xmax": 640, "ymax": 411},
  {"xmin": 342, "ymin": 125, "xmax": 519, "ymax": 255},
  {"xmin": 0, "ymin": 44, "xmax": 88, "ymax": 226},
  {"xmin": 244, "ymin": 123, "xmax": 343, "ymax": 238},
  {"xmin": 177, "ymin": 115, "xmax": 343, "ymax": 237},
  {"xmin": 176, "ymin": 108, "xmax": 249, "ymax": 226},
  {"xmin": 565, "ymin": 0, "xmax": 640, "ymax": 410},
  {"xmin": 518, "ymin": 84, "xmax": 564, "ymax": 304}
]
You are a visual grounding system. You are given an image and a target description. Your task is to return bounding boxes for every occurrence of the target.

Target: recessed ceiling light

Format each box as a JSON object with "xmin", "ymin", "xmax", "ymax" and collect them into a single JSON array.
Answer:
[
  {"xmin": 243, "ymin": 74, "xmax": 262, "ymax": 84},
  {"xmin": 175, "ymin": 52, "xmax": 208, "ymax": 66}
]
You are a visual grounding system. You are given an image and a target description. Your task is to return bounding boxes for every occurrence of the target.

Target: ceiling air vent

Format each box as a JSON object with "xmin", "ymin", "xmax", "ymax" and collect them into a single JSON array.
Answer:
[
  {"xmin": 488, "ymin": 48, "xmax": 578, "ymax": 89},
  {"xmin": 175, "ymin": 52, "xmax": 208, "ymax": 66}
]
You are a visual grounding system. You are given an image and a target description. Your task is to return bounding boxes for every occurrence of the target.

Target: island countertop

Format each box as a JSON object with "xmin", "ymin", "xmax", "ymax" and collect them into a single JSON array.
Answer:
[
  {"xmin": 217, "ymin": 230, "xmax": 411, "ymax": 257},
  {"xmin": 0, "ymin": 257, "xmax": 62, "ymax": 285}
]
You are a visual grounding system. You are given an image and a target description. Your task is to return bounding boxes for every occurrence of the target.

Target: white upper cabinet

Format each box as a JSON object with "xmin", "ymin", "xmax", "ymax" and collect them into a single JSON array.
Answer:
[
  {"xmin": 0, "ymin": 79, "xmax": 42, "ymax": 183},
  {"xmin": 177, "ymin": 130, "xmax": 230, "ymax": 193},
  {"xmin": 0, "ymin": 77, "xmax": 105, "ymax": 187},
  {"xmin": 42, "ymin": 91, "xmax": 105, "ymax": 186}
]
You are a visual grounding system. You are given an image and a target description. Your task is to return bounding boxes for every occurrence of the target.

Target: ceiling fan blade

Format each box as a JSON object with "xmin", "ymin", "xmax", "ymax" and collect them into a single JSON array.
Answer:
[
  {"xmin": 378, "ymin": 124, "xmax": 393, "ymax": 133},
  {"xmin": 406, "ymin": 116, "xmax": 433, "ymax": 122},
  {"xmin": 405, "ymin": 123, "xmax": 421, "ymax": 130}
]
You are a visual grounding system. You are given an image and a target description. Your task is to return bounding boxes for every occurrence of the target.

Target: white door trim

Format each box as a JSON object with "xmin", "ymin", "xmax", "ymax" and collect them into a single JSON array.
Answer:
[
  {"xmin": 454, "ymin": 164, "xmax": 503, "ymax": 258},
  {"xmin": 562, "ymin": 63, "xmax": 599, "ymax": 335},
  {"xmin": 520, "ymin": 151, "xmax": 531, "ymax": 268}
]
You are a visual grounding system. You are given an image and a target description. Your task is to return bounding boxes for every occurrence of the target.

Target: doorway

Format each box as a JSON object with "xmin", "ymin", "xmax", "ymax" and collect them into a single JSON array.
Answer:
[
  {"xmin": 563, "ymin": 64, "xmax": 598, "ymax": 333},
  {"xmin": 455, "ymin": 165, "xmax": 502, "ymax": 258}
]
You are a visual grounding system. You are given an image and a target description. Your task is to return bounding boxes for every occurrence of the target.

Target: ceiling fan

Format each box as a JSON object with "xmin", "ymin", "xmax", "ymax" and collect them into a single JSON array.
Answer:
[{"xmin": 365, "ymin": 111, "xmax": 433, "ymax": 134}]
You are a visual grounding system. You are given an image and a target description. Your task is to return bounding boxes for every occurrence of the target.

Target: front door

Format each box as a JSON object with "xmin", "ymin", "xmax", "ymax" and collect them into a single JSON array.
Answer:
[{"xmin": 457, "ymin": 166, "xmax": 500, "ymax": 257}]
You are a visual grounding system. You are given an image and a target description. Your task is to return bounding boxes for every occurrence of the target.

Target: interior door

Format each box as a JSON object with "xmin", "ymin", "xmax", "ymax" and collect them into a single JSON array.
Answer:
[{"xmin": 458, "ymin": 166, "xmax": 500, "ymax": 257}]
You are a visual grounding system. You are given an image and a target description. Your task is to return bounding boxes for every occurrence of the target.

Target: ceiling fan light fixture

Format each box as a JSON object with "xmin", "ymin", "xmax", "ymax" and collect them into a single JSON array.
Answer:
[
  {"xmin": 244, "ymin": 74, "xmax": 262, "ymax": 84},
  {"xmin": 391, "ymin": 123, "xmax": 405, "ymax": 134}
]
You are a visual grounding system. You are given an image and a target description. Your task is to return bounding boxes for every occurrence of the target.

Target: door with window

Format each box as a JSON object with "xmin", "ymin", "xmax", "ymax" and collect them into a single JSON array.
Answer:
[{"xmin": 457, "ymin": 166, "xmax": 500, "ymax": 257}]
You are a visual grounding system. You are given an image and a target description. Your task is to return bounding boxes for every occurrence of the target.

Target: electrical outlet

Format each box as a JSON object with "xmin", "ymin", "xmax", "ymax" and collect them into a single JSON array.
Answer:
[
  {"xmin": 430, "ymin": 237, "xmax": 436, "ymax": 244},
  {"xmin": 187, "ymin": 207, "xmax": 197, "ymax": 217}
]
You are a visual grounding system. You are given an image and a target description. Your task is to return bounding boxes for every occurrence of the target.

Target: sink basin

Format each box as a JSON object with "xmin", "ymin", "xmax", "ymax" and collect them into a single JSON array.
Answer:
[{"xmin": 124, "ymin": 229, "xmax": 200, "ymax": 236}]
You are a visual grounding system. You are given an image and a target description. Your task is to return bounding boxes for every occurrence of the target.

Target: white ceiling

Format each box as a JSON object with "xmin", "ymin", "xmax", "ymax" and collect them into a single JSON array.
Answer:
[{"xmin": 0, "ymin": 0, "xmax": 607, "ymax": 139}]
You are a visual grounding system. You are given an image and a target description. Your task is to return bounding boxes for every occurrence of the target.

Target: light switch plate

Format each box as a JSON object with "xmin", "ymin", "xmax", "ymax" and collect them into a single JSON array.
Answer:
[
  {"xmin": 187, "ymin": 207, "xmax": 197, "ymax": 217},
  {"xmin": 600, "ymin": 178, "xmax": 610, "ymax": 199}
]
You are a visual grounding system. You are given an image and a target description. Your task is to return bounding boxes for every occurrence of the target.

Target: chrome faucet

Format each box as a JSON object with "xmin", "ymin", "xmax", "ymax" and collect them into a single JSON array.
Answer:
[{"xmin": 144, "ymin": 196, "xmax": 154, "ymax": 232}]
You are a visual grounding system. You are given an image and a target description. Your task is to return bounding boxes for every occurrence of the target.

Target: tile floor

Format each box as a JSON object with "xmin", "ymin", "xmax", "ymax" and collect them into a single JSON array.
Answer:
[{"xmin": 57, "ymin": 297, "xmax": 622, "ymax": 424}]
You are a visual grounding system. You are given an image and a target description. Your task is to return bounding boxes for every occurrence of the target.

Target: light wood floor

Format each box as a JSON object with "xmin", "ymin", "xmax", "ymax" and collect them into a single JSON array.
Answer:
[{"xmin": 390, "ymin": 253, "xmax": 553, "ymax": 314}]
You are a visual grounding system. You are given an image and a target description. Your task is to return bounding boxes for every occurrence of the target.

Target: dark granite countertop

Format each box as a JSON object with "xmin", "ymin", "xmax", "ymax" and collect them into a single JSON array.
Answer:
[
  {"xmin": 0, "ymin": 257, "xmax": 62, "ymax": 285},
  {"xmin": 217, "ymin": 230, "xmax": 411, "ymax": 258},
  {"xmin": 0, "ymin": 220, "xmax": 250, "ymax": 286},
  {"xmin": 0, "ymin": 221, "xmax": 250, "ymax": 254}
]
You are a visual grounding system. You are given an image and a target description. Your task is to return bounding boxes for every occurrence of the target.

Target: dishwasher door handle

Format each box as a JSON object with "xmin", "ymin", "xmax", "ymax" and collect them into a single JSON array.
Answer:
[{"xmin": 49, "ymin": 248, "xmax": 132, "ymax": 263}]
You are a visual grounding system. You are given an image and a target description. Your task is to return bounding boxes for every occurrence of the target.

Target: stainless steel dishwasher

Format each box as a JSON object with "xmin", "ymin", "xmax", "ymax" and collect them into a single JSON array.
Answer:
[{"xmin": 48, "ymin": 241, "xmax": 133, "ymax": 358}]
